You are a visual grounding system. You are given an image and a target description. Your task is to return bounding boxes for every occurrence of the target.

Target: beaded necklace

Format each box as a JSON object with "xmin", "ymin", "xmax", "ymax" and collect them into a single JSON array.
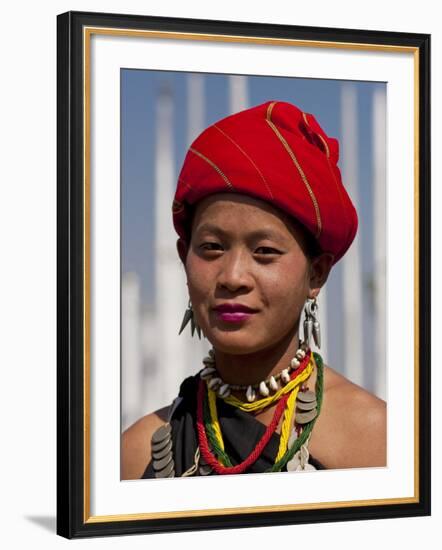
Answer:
[
  {"xmin": 206, "ymin": 354, "xmax": 314, "ymax": 460},
  {"xmin": 196, "ymin": 351, "xmax": 323, "ymax": 474},
  {"xmin": 269, "ymin": 352, "xmax": 324, "ymax": 472},
  {"xmin": 198, "ymin": 378, "xmax": 290, "ymax": 474},
  {"xmin": 150, "ymin": 351, "xmax": 324, "ymax": 477}
]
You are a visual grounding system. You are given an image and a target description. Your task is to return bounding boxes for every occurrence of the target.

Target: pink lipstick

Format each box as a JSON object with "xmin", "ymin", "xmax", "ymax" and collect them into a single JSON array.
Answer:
[
  {"xmin": 213, "ymin": 303, "xmax": 257, "ymax": 323},
  {"xmin": 216, "ymin": 311, "xmax": 253, "ymax": 323}
]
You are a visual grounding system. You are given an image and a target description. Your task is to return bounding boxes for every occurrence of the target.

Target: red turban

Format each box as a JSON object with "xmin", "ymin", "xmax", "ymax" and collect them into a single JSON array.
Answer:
[{"xmin": 172, "ymin": 100, "xmax": 358, "ymax": 264}]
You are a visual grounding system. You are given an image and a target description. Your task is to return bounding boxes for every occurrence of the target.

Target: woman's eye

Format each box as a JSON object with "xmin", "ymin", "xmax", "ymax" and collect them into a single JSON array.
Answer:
[
  {"xmin": 200, "ymin": 242, "xmax": 222, "ymax": 251},
  {"xmin": 255, "ymin": 246, "xmax": 280, "ymax": 255},
  {"xmin": 198, "ymin": 243, "xmax": 280, "ymax": 255}
]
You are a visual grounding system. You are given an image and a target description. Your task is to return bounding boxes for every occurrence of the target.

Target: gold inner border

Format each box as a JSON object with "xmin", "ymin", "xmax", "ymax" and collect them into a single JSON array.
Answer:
[
  {"xmin": 82, "ymin": 26, "xmax": 421, "ymax": 524},
  {"xmin": 85, "ymin": 27, "xmax": 417, "ymax": 53}
]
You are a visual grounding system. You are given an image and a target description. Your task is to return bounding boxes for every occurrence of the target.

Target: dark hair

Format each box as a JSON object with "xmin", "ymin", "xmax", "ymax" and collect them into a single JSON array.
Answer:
[{"xmin": 289, "ymin": 217, "xmax": 323, "ymax": 260}]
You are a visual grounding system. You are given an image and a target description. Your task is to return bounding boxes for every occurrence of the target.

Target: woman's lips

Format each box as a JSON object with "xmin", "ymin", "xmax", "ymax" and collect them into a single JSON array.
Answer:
[{"xmin": 214, "ymin": 311, "xmax": 255, "ymax": 323}]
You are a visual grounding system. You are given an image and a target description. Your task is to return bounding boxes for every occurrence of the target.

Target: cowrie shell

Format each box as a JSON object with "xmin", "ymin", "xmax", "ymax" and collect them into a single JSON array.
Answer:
[
  {"xmin": 281, "ymin": 369, "xmax": 290, "ymax": 383},
  {"xmin": 200, "ymin": 367, "xmax": 216, "ymax": 379},
  {"xmin": 218, "ymin": 383, "xmax": 231, "ymax": 398},
  {"xmin": 208, "ymin": 377, "xmax": 222, "ymax": 390},
  {"xmin": 268, "ymin": 376, "xmax": 279, "ymax": 391},
  {"xmin": 246, "ymin": 385, "xmax": 256, "ymax": 402},
  {"xmin": 259, "ymin": 381, "xmax": 269, "ymax": 396}
]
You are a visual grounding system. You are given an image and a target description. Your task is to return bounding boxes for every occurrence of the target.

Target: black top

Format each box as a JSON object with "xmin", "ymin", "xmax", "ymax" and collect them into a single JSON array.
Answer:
[{"xmin": 141, "ymin": 374, "xmax": 325, "ymax": 478}]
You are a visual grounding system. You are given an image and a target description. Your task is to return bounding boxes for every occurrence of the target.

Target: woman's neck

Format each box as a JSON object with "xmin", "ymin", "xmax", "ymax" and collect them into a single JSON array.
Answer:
[{"xmin": 212, "ymin": 329, "xmax": 303, "ymax": 387}]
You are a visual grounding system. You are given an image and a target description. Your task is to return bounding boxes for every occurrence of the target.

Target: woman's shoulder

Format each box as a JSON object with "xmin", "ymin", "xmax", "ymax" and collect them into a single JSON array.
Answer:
[
  {"xmin": 121, "ymin": 405, "xmax": 170, "ymax": 480},
  {"xmin": 309, "ymin": 364, "xmax": 387, "ymax": 470},
  {"xmin": 121, "ymin": 374, "xmax": 200, "ymax": 480}
]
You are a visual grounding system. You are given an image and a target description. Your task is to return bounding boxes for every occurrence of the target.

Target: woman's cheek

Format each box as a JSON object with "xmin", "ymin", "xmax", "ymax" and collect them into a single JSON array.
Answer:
[
  {"xmin": 187, "ymin": 267, "xmax": 216, "ymax": 313},
  {"xmin": 271, "ymin": 275, "xmax": 307, "ymax": 316},
  {"xmin": 186, "ymin": 256, "xmax": 210, "ymax": 288}
]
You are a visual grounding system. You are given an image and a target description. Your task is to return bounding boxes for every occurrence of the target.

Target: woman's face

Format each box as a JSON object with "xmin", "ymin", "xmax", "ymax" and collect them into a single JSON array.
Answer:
[{"xmin": 178, "ymin": 193, "xmax": 330, "ymax": 355}]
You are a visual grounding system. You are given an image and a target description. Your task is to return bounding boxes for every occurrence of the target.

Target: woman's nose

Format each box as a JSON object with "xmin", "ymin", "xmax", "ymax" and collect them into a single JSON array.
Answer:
[{"xmin": 216, "ymin": 250, "xmax": 253, "ymax": 292}]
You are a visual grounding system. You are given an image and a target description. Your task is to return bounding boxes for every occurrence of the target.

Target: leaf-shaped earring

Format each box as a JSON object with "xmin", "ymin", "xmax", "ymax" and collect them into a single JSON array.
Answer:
[
  {"xmin": 178, "ymin": 300, "xmax": 194, "ymax": 335},
  {"xmin": 178, "ymin": 299, "xmax": 204, "ymax": 339}
]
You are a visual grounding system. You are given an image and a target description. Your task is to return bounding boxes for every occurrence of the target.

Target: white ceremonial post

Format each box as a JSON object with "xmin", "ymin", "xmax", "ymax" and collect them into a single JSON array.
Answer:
[
  {"xmin": 228, "ymin": 75, "xmax": 249, "ymax": 113},
  {"xmin": 340, "ymin": 83, "xmax": 364, "ymax": 386},
  {"xmin": 153, "ymin": 84, "xmax": 188, "ymax": 410},
  {"xmin": 186, "ymin": 73, "xmax": 205, "ymax": 147},
  {"xmin": 121, "ymin": 272, "xmax": 142, "ymax": 430}
]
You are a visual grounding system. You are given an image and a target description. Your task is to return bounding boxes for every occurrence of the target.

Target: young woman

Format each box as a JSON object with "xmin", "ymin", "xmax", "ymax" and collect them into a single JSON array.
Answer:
[{"xmin": 122, "ymin": 100, "xmax": 386, "ymax": 479}]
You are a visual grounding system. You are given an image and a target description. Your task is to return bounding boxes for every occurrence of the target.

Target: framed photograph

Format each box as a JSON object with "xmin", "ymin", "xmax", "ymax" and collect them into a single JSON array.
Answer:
[{"xmin": 57, "ymin": 10, "xmax": 431, "ymax": 538}]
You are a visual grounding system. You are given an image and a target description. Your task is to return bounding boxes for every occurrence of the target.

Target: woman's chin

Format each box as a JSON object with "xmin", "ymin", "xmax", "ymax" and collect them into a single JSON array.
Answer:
[{"xmin": 205, "ymin": 329, "xmax": 265, "ymax": 355}]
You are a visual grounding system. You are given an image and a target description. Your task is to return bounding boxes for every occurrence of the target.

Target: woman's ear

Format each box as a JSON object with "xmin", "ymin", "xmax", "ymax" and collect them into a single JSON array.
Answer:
[
  {"xmin": 176, "ymin": 238, "xmax": 189, "ymax": 265},
  {"xmin": 308, "ymin": 253, "xmax": 334, "ymax": 299}
]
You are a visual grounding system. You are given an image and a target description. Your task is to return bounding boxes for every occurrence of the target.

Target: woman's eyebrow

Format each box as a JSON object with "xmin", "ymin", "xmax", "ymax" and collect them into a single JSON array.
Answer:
[
  {"xmin": 195, "ymin": 223, "xmax": 226, "ymax": 236},
  {"xmin": 195, "ymin": 223, "xmax": 285, "ymax": 241}
]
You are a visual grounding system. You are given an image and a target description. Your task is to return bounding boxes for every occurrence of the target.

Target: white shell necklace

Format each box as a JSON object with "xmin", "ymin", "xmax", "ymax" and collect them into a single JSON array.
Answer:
[{"xmin": 199, "ymin": 344, "xmax": 309, "ymax": 402}]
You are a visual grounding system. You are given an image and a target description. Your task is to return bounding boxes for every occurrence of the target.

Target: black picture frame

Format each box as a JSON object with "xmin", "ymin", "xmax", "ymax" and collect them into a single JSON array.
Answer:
[{"xmin": 57, "ymin": 10, "xmax": 431, "ymax": 539}]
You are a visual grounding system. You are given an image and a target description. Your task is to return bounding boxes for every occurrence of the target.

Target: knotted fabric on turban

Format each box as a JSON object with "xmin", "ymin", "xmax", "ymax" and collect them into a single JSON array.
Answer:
[{"xmin": 172, "ymin": 100, "xmax": 358, "ymax": 264}]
